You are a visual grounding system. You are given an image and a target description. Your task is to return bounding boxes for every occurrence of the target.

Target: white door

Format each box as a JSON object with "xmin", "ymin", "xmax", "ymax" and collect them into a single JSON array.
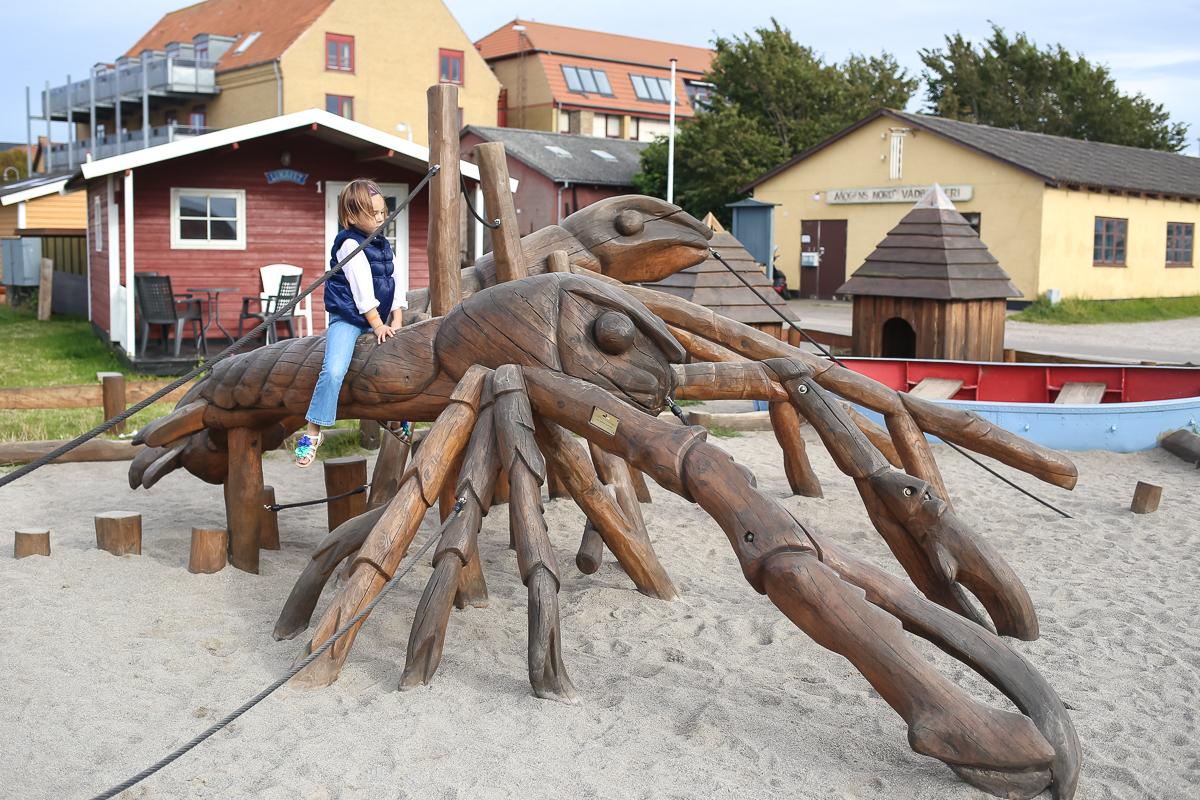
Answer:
[{"xmin": 324, "ymin": 181, "xmax": 409, "ymax": 331}]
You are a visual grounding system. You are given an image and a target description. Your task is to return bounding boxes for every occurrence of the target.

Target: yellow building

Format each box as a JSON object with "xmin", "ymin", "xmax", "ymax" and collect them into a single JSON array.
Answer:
[
  {"xmin": 742, "ymin": 109, "xmax": 1200, "ymax": 302},
  {"xmin": 35, "ymin": 0, "xmax": 499, "ymax": 168}
]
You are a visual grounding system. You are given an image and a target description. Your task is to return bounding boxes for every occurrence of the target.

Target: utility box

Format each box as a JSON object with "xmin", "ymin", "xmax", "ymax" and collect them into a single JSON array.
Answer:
[{"xmin": 1, "ymin": 238, "xmax": 42, "ymax": 286}]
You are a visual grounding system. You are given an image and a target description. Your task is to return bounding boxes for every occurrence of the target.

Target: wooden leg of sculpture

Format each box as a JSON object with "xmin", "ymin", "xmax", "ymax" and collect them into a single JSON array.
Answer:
[
  {"xmin": 290, "ymin": 366, "xmax": 488, "ymax": 689},
  {"xmin": 534, "ymin": 419, "xmax": 678, "ymax": 600},
  {"xmin": 401, "ymin": 402, "xmax": 500, "ymax": 689},
  {"xmin": 260, "ymin": 486, "xmax": 280, "ymax": 550},
  {"xmin": 368, "ymin": 425, "xmax": 410, "ymax": 510},
  {"xmin": 627, "ymin": 464, "xmax": 652, "ymax": 503},
  {"xmin": 768, "ymin": 400, "xmax": 822, "ymax": 498},
  {"xmin": 885, "ymin": 411, "xmax": 955, "ymax": 513},
  {"xmin": 843, "ymin": 403, "xmax": 904, "ymax": 468},
  {"xmin": 576, "ymin": 519, "xmax": 605, "ymax": 574},
  {"xmin": 492, "ymin": 467, "xmax": 510, "ymax": 504},
  {"xmin": 225, "ymin": 427, "xmax": 264, "ymax": 573},
  {"xmin": 494, "ymin": 366, "xmax": 578, "ymax": 702},
  {"xmin": 589, "ymin": 442, "xmax": 651, "ymax": 542},
  {"xmin": 523, "ymin": 367, "xmax": 1061, "ymax": 793}
]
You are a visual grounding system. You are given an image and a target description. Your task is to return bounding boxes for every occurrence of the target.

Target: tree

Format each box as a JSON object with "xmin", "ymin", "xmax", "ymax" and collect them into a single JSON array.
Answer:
[
  {"xmin": 633, "ymin": 20, "xmax": 916, "ymax": 226},
  {"xmin": 0, "ymin": 147, "xmax": 29, "ymax": 184},
  {"xmin": 921, "ymin": 24, "xmax": 1189, "ymax": 152}
]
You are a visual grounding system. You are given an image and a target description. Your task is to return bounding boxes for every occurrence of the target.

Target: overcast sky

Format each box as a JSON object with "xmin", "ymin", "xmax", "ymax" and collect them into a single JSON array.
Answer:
[{"xmin": 4, "ymin": 0, "xmax": 1198, "ymax": 155}]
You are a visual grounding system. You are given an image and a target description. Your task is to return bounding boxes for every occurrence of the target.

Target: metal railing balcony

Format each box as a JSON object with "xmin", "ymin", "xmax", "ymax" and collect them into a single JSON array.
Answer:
[
  {"xmin": 49, "ymin": 124, "xmax": 222, "ymax": 162},
  {"xmin": 48, "ymin": 58, "xmax": 219, "ymax": 116}
]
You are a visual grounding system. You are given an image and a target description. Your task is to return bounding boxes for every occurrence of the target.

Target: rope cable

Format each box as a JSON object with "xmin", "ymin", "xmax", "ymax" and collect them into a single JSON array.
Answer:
[
  {"xmin": 461, "ymin": 174, "xmax": 500, "ymax": 229},
  {"xmin": 0, "ymin": 166, "xmax": 439, "ymax": 492},
  {"xmin": 88, "ymin": 498, "xmax": 466, "ymax": 800},
  {"xmin": 265, "ymin": 484, "xmax": 368, "ymax": 512}
]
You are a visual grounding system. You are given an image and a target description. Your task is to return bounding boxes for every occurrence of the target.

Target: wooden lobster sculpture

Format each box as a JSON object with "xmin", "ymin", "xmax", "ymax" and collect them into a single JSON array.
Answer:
[{"xmin": 130, "ymin": 197, "xmax": 1081, "ymax": 799}]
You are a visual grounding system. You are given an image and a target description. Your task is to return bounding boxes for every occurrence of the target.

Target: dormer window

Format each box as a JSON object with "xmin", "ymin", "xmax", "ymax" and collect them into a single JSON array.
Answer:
[
  {"xmin": 326, "ymin": 33, "xmax": 354, "ymax": 72},
  {"xmin": 562, "ymin": 65, "xmax": 614, "ymax": 97},
  {"xmin": 233, "ymin": 32, "xmax": 261, "ymax": 56},
  {"xmin": 630, "ymin": 74, "xmax": 674, "ymax": 104}
]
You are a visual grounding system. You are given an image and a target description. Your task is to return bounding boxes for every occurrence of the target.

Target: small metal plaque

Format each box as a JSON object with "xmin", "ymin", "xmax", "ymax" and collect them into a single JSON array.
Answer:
[{"xmin": 589, "ymin": 407, "xmax": 619, "ymax": 436}]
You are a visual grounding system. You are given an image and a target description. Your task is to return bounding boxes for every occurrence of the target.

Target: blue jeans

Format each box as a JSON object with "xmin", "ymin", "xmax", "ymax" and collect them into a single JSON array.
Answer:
[{"xmin": 306, "ymin": 316, "xmax": 371, "ymax": 427}]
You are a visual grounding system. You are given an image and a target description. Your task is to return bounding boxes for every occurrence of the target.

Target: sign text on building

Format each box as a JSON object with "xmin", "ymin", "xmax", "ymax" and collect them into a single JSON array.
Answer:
[{"xmin": 825, "ymin": 184, "xmax": 973, "ymax": 204}]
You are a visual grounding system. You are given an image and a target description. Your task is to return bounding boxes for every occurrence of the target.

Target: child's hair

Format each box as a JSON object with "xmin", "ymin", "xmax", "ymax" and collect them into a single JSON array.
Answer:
[{"xmin": 337, "ymin": 178, "xmax": 383, "ymax": 230}]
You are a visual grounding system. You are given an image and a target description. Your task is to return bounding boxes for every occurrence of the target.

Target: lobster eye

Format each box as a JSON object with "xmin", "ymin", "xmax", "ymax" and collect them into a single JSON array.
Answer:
[
  {"xmin": 594, "ymin": 311, "xmax": 636, "ymax": 355},
  {"xmin": 614, "ymin": 210, "xmax": 644, "ymax": 237}
]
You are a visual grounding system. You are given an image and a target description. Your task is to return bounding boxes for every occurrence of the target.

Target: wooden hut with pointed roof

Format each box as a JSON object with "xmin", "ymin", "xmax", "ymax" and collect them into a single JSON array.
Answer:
[
  {"xmin": 646, "ymin": 212, "xmax": 799, "ymax": 341},
  {"xmin": 838, "ymin": 185, "xmax": 1021, "ymax": 361}
]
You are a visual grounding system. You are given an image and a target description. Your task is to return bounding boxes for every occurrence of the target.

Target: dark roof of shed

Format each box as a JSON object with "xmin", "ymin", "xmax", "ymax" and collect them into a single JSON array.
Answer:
[
  {"xmin": 462, "ymin": 126, "xmax": 648, "ymax": 186},
  {"xmin": 742, "ymin": 108, "xmax": 1200, "ymax": 199}
]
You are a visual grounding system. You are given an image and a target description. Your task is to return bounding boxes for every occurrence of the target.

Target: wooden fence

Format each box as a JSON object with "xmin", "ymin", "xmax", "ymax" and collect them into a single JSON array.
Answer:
[{"xmin": 0, "ymin": 378, "xmax": 190, "ymax": 411}]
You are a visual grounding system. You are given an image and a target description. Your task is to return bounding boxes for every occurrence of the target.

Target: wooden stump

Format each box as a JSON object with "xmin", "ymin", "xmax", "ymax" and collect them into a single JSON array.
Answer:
[
  {"xmin": 189, "ymin": 526, "xmax": 228, "ymax": 574},
  {"xmin": 1161, "ymin": 429, "xmax": 1200, "ymax": 467},
  {"xmin": 368, "ymin": 424, "xmax": 410, "ymax": 510},
  {"xmin": 37, "ymin": 257, "xmax": 53, "ymax": 321},
  {"xmin": 94, "ymin": 512, "xmax": 142, "ymax": 556},
  {"xmin": 14, "ymin": 528, "xmax": 50, "ymax": 559},
  {"xmin": 261, "ymin": 486, "xmax": 281, "ymax": 550},
  {"xmin": 325, "ymin": 455, "xmax": 367, "ymax": 533},
  {"xmin": 225, "ymin": 427, "xmax": 265, "ymax": 573},
  {"xmin": 101, "ymin": 373, "xmax": 127, "ymax": 435},
  {"xmin": 1131, "ymin": 481, "xmax": 1162, "ymax": 514},
  {"xmin": 359, "ymin": 419, "xmax": 381, "ymax": 450}
]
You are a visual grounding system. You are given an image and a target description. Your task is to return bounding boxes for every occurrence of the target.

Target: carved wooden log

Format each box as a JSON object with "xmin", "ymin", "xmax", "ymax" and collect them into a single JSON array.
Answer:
[
  {"xmin": 842, "ymin": 404, "xmax": 904, "ymax": 469},
  {"xmin": 547, "ymin": 249, "xmax": 570, "ymax": 273},
  {"xmin": 14, "ymin": 528, "xmax": 50, "ymax": 559},
  {"xmin": 189, "ymin": 526, "xmax": 228, "ymax": 574},
  {"xmin": 1161, "ymin": 428, "xmax": 1200, "ymax": 467},
  {"xmin": 589, "ymin": 441, "xmax": 651, "ymax": 545},
  {"xmin": 359, "ymin": 419, "xmax": 381, "ymax": 450},
  {"xmin": 324, "ymin": 455, "xmax": 367, "ymax": 534},
  {"xmin": 884, "ymin": 411, "xmax": 955, "ymax": 512},
  {"xmin": 546, "ymin": 466, "xmax": 569, "ymax": 501},
  {"xmin": 367, "ymin": 424, "xmax": 410, "ymax": 510},
  {"xmin": 225, "ymin": 427, "xmax": 264, "ymax": 573},
  {"xmin": 260, "ymin": 486, "xmax": 281, "ymax": 550},
  {"xmin": 102, "ymin": 374, "xmax": 127, "ymax": 435},
  {"xmin": 475, "ymin": 141, "xmax": 526, "ymax": 283},
  {"xmin": 628, "ymin": 464, "xmax": 653, "ymax": 503},
  {"xmin": 769, "ymin": 400, "xmax": 822, "ymax": 498},
  {"xmin": 1131, "ymin": 481, "xmax": 1162, "ymax": 514},
  {"xmin": 493, "ymin": 365, "xmax": 578, "ymax": 702},
  {"xmin": 427, "ymin": 83, "xmax": 462, "ymax": 316},
  {"xmin": 493, "ymin": 467, "xmax": 510, "ymax": 504},
  {"xmin": 576, "ymin": 520, "xmax": 604, "ymax": 574},
  {"xmin": 291, "ymin": 366, "xmax": 487, "ymax": 690},
  {"xmin": 95, "ymin": 512, "xmax": 141, "ymax": 556},
  {"xmin": 533, "ymin": 419, "xmax": 678, "ymax": 600}
]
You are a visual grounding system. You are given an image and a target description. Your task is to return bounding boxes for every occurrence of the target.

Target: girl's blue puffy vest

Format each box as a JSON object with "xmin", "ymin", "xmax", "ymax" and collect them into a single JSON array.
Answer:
[{"xmin": 325, "ymin": 227, "xmax": 396, "ymax": 328}]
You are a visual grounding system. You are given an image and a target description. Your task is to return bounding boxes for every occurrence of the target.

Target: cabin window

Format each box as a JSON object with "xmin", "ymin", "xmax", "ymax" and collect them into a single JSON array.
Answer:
[
  {"xmin": 1166, "ymin": 222, "xmax": 1193, "ymax": 266},
  {"xmin": 630, "ymin": 74, "xmax": 674, "ymax": 103},
  {"xmin": 94, "ymin": 195, "xmax": 102, "ymax": 252},
  {"xmin": 1093, "ymin": 217, "xmax": 1127, "ymax": 266},
  {"xmin": 439, "ymin": 49, "xmax": 464, "ymax": 85},
  {"xmin": 562, "ymin": 65, "xmax": 614, "ymax": 97},
  {"xmin": 189, "ymin": 107, "xmax": 206, "ymax": 131},
  {"xmin": 326, "ymin": 34, "xmax": 354, "ymax": 72},
  {"xmin": 326, "ymin": 95, "xmax": 353, "ymax": 119},
  {"xmin": 170, "ymin": 188, "xmax": 246, "ymax": 250}
]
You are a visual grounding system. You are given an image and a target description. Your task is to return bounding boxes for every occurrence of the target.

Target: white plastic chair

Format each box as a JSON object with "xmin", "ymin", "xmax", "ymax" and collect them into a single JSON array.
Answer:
[{"xmin": 260, "ymin": 264, "xmax": 312, "ymax": 337}]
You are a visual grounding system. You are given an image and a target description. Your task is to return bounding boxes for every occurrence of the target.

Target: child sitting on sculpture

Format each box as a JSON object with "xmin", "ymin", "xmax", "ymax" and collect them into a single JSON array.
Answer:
[{"xmin": 296, "ymin": 179, "xmax": 408, "ymax": 467}]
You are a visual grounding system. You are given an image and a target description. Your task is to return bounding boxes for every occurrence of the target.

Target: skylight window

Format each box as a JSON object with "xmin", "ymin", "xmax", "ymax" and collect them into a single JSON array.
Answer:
[
  {"xmin": 630, "ymin": 74, "xmax": 675, "ymax": 104},
  {"xmin": 545, "ymin": 145, "xmax": 573, "ymax": 158},
  {"xmin": 561, "ymin": 65, "xmax": 615, "ymax": 97},
  {"xmin": 591, "ymin": 150, "xmax": 617, "ymax": 161},
  {"xmin": 234, "ymin": 31, "xmax": 261, "ymax": 55}
]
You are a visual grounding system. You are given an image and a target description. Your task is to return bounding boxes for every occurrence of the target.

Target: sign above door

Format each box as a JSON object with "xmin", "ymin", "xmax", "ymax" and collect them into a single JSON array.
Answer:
[{"xmin": 826, "ymin": 184, "xmax": 972, "ymax": 204}]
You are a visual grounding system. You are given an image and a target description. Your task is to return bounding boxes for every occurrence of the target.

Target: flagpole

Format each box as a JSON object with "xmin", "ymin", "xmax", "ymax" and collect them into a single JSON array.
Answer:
[{"xmin": 667, "ymin": 57, "xmax": 677, "ymax": 205}]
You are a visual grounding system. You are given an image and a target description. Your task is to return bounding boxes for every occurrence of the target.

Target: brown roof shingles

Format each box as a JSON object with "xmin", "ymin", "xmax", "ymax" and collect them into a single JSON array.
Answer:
[
  {"xmin": 537, "ymin": 52, "xmax": 696, "ymax": 119},
  {"xmin": 125, "ymin": 0, "xmax": 336, "ymax": 71},
  {"xmin": 477, "ymin": 18, "xmax": 712, "ymax": 74}
]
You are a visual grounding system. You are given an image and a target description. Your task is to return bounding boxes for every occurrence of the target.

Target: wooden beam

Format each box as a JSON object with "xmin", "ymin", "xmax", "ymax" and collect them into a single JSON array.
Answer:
[
  {"xmin": 355, "ymin": 146, "xmax": 395, "ymax": 163},
  {"xmin": 0, "ymin": 379, "xmax": 191, "ymax": 410},
  {"xmin": 426, "ymin": 83, "xmax": 462, "ymax": 317},
  {"xmin": 474, "ymin": 141, "xmax": 526, "ymax": 283}
]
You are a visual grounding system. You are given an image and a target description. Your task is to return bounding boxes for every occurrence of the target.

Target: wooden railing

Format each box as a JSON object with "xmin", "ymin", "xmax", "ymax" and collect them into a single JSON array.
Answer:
[{"xmin": 0, "ymin": 374, "xmax": 191, "ymax": 435}]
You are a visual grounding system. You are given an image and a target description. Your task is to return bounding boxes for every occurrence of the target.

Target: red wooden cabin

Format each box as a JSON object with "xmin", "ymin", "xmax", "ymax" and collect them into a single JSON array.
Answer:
[{"xmin": 67, "ymin": 109, "xmax": 484, "ymax": 372}]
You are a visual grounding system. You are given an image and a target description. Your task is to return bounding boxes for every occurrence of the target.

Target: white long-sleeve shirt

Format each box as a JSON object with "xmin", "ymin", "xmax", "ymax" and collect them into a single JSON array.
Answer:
[{"xmin": 337, "ymin": 239, "xmax": 408, "ymax": 315}]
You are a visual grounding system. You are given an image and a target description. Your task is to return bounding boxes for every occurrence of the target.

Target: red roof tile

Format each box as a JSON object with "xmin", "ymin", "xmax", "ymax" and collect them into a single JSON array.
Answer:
[
  {"xmin": 125, "ymin": 0, "xmax": 336, "ymax": 72},
  {"xmin": 477, "ymin": 19, "xmax": 713, "ymax": 75}
]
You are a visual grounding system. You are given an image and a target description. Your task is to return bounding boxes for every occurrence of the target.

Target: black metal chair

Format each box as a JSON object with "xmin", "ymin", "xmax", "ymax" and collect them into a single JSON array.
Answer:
[
  {"xmin": 238, "ymin": 272, "xmax": 301, "ymax": 344},
  {"xmin": 134, "ymin": 274, "xmax": 204, "ymax": 358}
]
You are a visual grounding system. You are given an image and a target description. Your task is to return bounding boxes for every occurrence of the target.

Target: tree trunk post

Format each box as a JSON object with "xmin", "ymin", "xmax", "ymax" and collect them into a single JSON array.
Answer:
[
  {"xmin": 261, "ymin": 485, "xmax": 281, "ymax": 550},
  {"xmin": 189, "ymin": 526, "xmax": 228, "ymax": 574},
  {"xmin": 101, "ymin": 373, "xmax": 127, "ymax": 434},
  {"xmin": 474, "ymin": 141, "xmax": 526, "ymax": 283},
  {"xmin": 359, "ymin": 419, "xmax": 381, "ymax": 450},
  {"xmin": 1131, "ymin": 481, "xmax": 1162, "ymax": 514},
  {"xmin": 225, "ymin": 427, "xmax": 264, "ymax": 573},
  {"xmin": 94, "ymin": 512, "xmax": 141, "ymax": 556},
  {"xmin": 427, "ymin": 83, "xmax": 462, "ymax": 317},
  {"xmin": 368, "ymin": 424, "xmax": 410, "ymax": 510},
  {"xmin": 14, "ymin": 528, "xmax": 51, "ymax": 559},
  {"xmin": 38, "ymin": 257, "xmax": 53, "ymax": 321},
  {"xmin": 325, "ymin": 455, "xmax": 368, "ymax": 533}
]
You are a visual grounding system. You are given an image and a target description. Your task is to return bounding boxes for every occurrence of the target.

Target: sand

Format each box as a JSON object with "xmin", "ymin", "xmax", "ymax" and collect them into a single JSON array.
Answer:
[{"xmin": 1, "ymin": 429, "xmax": 1197, "ymax": 800}]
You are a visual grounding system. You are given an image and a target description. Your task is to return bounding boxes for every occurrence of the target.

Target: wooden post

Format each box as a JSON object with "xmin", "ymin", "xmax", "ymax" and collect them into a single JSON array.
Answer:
[
  {"xmin": 325, "ymin": 455, "xmax": 367, "ymax": 533},
  {"xmin": 359, "ymin": 419, "xmax": 381, "ymax": 450},
  {"xmin": 38, "ymin": 257, "xmax": 53, "ymax": 321},
  {"xmin": 547, "ymin": 249, "xmax": 570, "ymax": 273},
  {"xmin": 225, "ymin": 427, "xmax": 264, "ymax": 573},
  {"xmin": 14, "ymin": 528, "xmax": 50, "ymax": 558},
  {"xmin": 474, "ymin": 141, "xmax": 526, "ymax": 283},
  {"xmin": 261, "ymin": 486, "xmax": 281, "ymax": 550},
  {"xmin": 368, "ymin": 424, "xmax": 410, "ymax": 510},
  {"xmin": 427, "ymin": 83, "xmax": 462, "ymax": 317},
  {"xmin": 94, "ymin": 512, "xmax": 141, "ymax": 556},
  {"xmin": 102, "ymin": 373, "xmax": 127, "ymax": 434},
  {"xmin": 1130, "ymin": 481, "xmax": 1162, "ymax": 514},
  {"xmin": 189, "ymin": 526, "xmax": 228, "ymax": 573}
]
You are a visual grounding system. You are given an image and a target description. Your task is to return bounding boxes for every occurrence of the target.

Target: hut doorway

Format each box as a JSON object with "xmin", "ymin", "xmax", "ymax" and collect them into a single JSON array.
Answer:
[{"xmin": 881, "ymin": 317, "xmax": 916, "ymax": 358}]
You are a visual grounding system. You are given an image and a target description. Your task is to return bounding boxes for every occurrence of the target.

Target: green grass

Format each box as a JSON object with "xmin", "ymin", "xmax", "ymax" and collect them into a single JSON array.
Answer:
[
  {"xmin": 708, "ymin": 425, "xmax": 742, "ymax": 438},
  {"xmin": 0, "ymin": 308, "xmax": 189, "ymax": 443},
  {"xmin": 1010, "ymin": 294, "xmax": 1200, "ymax": 324},
  {"xmin": 675, "ymin": 399, "xmax": 704, "ymax": 407}
]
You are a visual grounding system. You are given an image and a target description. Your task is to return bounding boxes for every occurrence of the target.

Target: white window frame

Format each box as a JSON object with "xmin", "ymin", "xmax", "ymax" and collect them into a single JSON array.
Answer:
[
  {"xmin": 94, "ymin": 195, "xmax": 103, "ymax": 251},
  {"xmin": 170, "ymin": 187, "xmax": 247, "ymax": 250}
]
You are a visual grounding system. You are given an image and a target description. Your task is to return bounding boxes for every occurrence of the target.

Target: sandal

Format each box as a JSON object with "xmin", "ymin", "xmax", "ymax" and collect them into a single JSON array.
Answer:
[{"xmin": 295, "ymin": 432, "xmax": 323, "ymax": 467}]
